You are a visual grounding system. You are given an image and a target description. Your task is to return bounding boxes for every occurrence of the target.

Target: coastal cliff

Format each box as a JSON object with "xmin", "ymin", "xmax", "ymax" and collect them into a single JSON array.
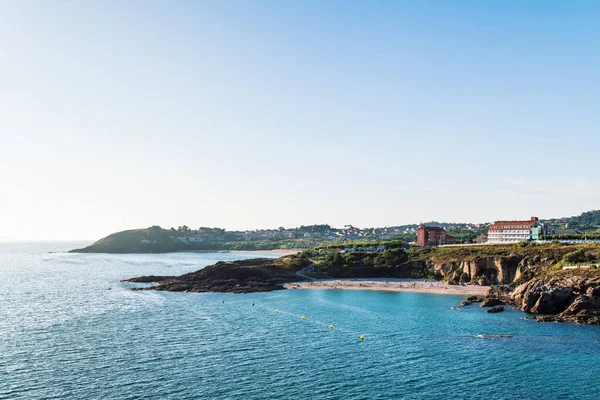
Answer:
[
  {"xmin": 482, "ymin": 270, "xmax": 600, "ymax": 325},
  {"xmin": 123, "ymin": 255, "xmax": 312, "ymax": 293},
  {"xmin": 319, "ymin": 244, "xmax": 597, "ymax": 286},
  {"xmin": 426, "ymin": 244, "xmax": 600, "ymax": 325},
  {"xmin": 422, "ymin": 256, "xmax": 539, "ymax": 286}
]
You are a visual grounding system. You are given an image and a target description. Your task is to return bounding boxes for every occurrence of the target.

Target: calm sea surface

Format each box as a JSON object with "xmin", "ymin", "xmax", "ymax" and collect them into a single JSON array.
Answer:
[{"xmin": 1, "ymin": 242, "xmax": 600, "ymax": 399}]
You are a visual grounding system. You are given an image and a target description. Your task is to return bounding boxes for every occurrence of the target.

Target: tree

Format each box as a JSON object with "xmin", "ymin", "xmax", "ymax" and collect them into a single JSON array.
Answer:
[
  {"xmin": 331, "ymin": 252, "xmax": 344, "ymax": 269},
  {"xmin": 177, "ymin": 225, "xmax": 191, "ymax": 233}
]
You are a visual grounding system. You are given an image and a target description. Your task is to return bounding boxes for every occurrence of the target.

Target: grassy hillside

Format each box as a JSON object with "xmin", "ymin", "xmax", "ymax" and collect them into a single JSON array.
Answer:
[{"xmin": 72, "ymin": 227, "xmax": 184, "ymax": 253}]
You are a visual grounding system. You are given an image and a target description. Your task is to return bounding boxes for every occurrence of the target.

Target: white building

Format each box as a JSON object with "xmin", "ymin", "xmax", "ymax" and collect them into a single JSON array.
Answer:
[{"xmin": 487, "ymin": 217, "xmax": 549, "ymax": 243}]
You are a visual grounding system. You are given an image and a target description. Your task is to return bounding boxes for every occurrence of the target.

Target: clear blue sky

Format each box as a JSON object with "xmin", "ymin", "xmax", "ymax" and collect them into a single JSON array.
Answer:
[{"xmin": 1, "ymin": 1, "xmax": 599, "ymax": 239}]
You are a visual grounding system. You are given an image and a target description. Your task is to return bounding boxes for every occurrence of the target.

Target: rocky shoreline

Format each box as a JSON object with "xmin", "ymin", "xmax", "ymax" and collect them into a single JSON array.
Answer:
[
  {"xmin": 122, "ymin": 248, "xmax": 600, "ymax": 325},
  {"xmin": 123, "ymin": 255, "xmax": 313, "ymax": 294},
  {"xmin": 474, "ymin": 270, "xmax": 600, "ymax": 325}
]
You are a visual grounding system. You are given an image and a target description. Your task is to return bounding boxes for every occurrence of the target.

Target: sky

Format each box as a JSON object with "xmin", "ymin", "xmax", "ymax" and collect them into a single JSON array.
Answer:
[{"xmin": 1, "ymin": 0, "xmax": 600, "ymax": 240}]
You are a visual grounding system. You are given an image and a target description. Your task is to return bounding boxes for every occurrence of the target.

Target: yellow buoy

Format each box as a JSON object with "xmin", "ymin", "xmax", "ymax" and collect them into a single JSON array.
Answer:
[
  {"xmin": 301, "ymin": 316, "xmax": 306, "ymax": 320},
  {"xmin": 360, "ymin": 335, "xmax": 365, "ymax": 341},
  {"xmin": 329, "ymin": 325, "xmax": 334, "ymax": 330},
  {"xmin": 276, "ymin": 309, "xmax": 280, "ymax": 313}
]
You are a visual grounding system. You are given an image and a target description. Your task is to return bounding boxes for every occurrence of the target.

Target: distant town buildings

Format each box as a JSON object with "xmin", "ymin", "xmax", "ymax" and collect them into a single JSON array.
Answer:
[
  {"xmin": 415, "ymin": 226, "xmax": 456, "ymax": 247},
  {"xmin": 487, "ymin": 217, "xmax": 550, "ymax": 243}
]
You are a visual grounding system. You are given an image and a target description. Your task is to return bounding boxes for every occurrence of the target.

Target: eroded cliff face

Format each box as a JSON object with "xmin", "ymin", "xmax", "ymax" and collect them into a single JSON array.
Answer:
[{"xmin": 424, "ymin": 255, "xmax": 543, "ymax": 286}]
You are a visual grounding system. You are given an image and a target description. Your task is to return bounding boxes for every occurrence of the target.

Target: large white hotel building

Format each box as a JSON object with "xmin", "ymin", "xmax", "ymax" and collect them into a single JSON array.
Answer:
[{"xmin": 487, "ymin": 217, "xmax": 549, "ymax": 243}]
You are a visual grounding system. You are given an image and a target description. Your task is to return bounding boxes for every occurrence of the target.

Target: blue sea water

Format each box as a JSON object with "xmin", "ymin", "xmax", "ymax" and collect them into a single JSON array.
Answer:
[{"xmin": 1, "ymin": 242, "xmax": 600, "ymax": 399}]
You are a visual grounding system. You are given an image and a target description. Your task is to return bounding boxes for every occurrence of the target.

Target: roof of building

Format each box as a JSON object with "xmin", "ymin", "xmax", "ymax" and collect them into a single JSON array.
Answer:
[{"xmin": 489, "ymin": 217, "xmax": 540, "ymax": 231}]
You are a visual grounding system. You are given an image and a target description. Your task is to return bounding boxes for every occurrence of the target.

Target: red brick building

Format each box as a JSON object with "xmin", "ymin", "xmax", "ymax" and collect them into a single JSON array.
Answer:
[{"xmin": 415, "ymin": 226, "xmax": 456, "ymax": 247}]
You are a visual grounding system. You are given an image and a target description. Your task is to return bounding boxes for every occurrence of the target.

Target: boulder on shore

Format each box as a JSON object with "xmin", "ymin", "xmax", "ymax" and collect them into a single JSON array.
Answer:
[
  {"xmin": 459, "ymin": 296, "xmax": 484, "ymax": 307},
  {"xmin": 493, "ymin": 270, "xmax": 600, "ymax": 325},
  {"xmin": 480, "ymin": 297, "xmax": 503, "ymax": 307}
]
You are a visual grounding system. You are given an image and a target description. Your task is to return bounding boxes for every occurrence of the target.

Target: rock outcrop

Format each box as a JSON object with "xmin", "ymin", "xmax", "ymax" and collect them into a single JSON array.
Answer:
[
  {"xmin": 122, "ymin": 255, "xmax": 312, "ymax": 294},
  {"xmin": 459, "ymin": 296, "xmax": 483, "ymax": 307},
  {"xmin": 420, "ymin": 245, "xmax": 594, "ymax": 287},
  {"xmin": 481, "ymin": 270, "xmax": 600, "ymax": 325},
  {"xmin": 480, "ymin": 297, "xmax": 503, "ymax": 307}
]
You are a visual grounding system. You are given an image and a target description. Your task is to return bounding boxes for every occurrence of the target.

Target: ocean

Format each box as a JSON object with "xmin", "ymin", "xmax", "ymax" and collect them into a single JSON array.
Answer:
[{"xmin": 1, "ymin": 242, "xmax": 600, "ymax": 399}]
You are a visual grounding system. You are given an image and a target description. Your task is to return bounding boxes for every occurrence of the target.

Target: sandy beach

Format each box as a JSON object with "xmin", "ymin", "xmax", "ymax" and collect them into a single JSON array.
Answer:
[{"xmin": 284, "ymin": 279, "xmax": 490, "ymax": 296}]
